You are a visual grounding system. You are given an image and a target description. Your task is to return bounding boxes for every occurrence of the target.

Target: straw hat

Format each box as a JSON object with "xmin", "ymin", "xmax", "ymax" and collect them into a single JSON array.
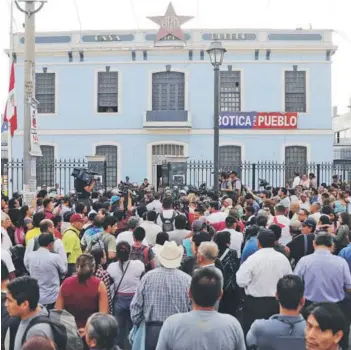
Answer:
[{"xmin": 156, "ymin": 241, "xmax": 184, "ymax": 269}]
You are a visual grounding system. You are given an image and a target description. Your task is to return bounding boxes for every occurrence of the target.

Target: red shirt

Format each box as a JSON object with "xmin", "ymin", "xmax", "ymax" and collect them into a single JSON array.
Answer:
[{"xmin": 60, "ymin": 275, "xmax": 100, "ymax": 328}]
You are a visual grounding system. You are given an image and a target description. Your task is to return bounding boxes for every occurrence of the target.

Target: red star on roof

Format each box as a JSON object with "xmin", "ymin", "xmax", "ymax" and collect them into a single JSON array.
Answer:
[{"xmin": 147, "ymin": 2, "xmax": 193, "ymax": 42}]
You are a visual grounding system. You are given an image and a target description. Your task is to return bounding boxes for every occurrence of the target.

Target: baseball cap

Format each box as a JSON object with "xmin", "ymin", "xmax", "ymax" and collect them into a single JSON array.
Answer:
[
  {"xmin": 192, "ymin": 220, "xmax": 205, "ymax": 232},
  {"xmin": 303, "ymin": 217, "xmax": 317, "ymax": 229},
  {"xmin": 70, "ymin": 213, "xmax": 84, "ymax": 224},
  {"xmin": 110, "ymin": 195, "xmax": 120, "ymax": 205}
]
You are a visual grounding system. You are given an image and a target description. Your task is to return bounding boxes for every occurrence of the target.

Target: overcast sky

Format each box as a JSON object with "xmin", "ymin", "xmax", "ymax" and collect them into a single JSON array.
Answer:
[{"xmin": 1, "ymin": 0, "xmax": 350, "ymax": 115}]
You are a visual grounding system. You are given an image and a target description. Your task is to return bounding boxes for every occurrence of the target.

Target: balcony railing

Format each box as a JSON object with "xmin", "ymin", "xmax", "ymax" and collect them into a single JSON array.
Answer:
[{"xmin": 144, "ymin": 110, "xmax": 191, "ymax": 128}]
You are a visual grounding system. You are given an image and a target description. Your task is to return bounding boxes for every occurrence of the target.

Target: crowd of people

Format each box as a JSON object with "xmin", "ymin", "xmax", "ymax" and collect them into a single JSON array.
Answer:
[{"xmin": 1, "ymin": 171, "xmax": 351, "ymax": 350}]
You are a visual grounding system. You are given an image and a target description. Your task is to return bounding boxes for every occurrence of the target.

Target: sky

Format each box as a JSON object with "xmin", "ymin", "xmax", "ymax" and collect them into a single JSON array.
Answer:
[{"xmin": 0, "ymin": 0, "xmax": 350, "ymax": 114}]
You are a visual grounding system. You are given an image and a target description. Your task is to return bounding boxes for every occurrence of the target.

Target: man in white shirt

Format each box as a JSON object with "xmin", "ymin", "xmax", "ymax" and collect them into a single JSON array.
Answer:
[
  {"xmin": 24, "ymin": 219, "xmax": 67, "ymax": 268},
  {"xmin": 299, "ymin": 193, "xmax": 311, "ymax": 212},
  {"xmin": 1, "ymin": 212, "xmax": 13, "ymax": 252},
  {"xmin": 156, "ymin": 198, "xmax": 177, "ymax": 231},
  {"xmin": 146, "ymin": 193, "xmax": 163, "ymax": 214},
  {"xmin": 236, "ymin": 228, "xmax": 292, "ymax": 335},
  {"xmin": 116, "ymin": 217, "xmax": 148, "ymax": 246},
  {"xmin": 1, "ymin": 236, "xmax": 15, "ymax": 279},
  {"xmin": 168, "ymin": 215, "xmax": 191, "ymax": 246},
  {"xmin": 278, "ymin": 188, "xmax": 291, "ymax": 211},
  {"xmin": 219, "ymin": 216, "xmax": 243, "ymax": 258},
  {"xmin": 292, "ymin": 173, "xmax": 301, "ymax": 188},
  {"xmin": 140, "ymin": 211, "xmax": 163, "ymax": 246},
  {"xmin": 272, "ymin": 205, "xmax": 291, "ymax": 246}
]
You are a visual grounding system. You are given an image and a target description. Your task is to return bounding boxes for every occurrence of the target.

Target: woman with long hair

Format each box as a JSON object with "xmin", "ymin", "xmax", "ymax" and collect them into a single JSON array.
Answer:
[
  {"xmin": 14, "ymin": 205, "xmax": 33, "ymax": 245},
  {"xmin": 107, "ymin": 242, "xmax": 144, "ymax": 350},
  {"xmin": 334, "ymin": 212, "xmax": 350, "ymax": 254},
  {"xmin": 90, "ymin": 247, "xmax": 113, "ymax": 314},
  {"xmin": 55, "ymin": 254, "xmax": 109, "ymax": 334},
  {"xmin": 213, "ymin": 231, "xmax": 241, "ymax": 317}
]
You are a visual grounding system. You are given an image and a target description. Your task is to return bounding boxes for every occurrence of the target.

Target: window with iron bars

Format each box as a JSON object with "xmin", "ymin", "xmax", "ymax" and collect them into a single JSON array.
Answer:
[
  {"xmin": 97, "ymin": 72, "xmax": 118, "ymax": 113},
  {"xmin": 152, "ymin": 144, "xmax": 185, "ymax": 157},
  {"xmin": 152, "ymin": 72, "xmax": 185, "ymax": 111},
  {"xmin": 285, "ymin": 146, "xmax": 307, "ymax": 185},
  {"xmin": 96, "ymin": 145, "xmax": 117, "ymax": 188},
  {"xmin": 37, "ymin": 145, "xmax": 55, "ymax": 187},
  {"xmin": 220, "ymin": 71, "xmax": 241, "ymax": 112},
  {"xmin": 285, "ymin": 71, "xmax": 306, "ymax": 113},
  {"xmin": 219, "ymin": 146, "xmax": 242, "ymax": 175},
  {"xmin": 35, "ymin": 73, "xmax": 56, "ymax": 114}
]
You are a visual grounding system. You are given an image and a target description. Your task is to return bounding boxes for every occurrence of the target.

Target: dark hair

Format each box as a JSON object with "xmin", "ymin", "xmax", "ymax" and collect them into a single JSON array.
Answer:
[
  {"xmin": 245, "ymin": 206, "xmax": 254, "ymax": 215},
  {"xmin": 299, "ymin": 208, "xmax": 310, "ymax": 216},
  {"xmin": 190, "ymin": 267, "xmax": 222, "ymax": 307},
  {"xmin": 225, "ymin": 216, "xmax": 236, "ymax": 228},
  {"xmin": 32, "ymin": 212, "xmax": 46, "ymax": 228},
  {"xmin": 8, "ymin": 198, "xmax": 18, "ymax": 210},
  {"xmin": 175, "ymin": 215, "xmax": 187, "ymax": 230},
  {"xmin": 245, "ymin": 224, "xmax": 259, "ymax": 238},
  {"xmin": 86, "ymin": 313, "xmax": 118, "ymax": 350},
  {"xmin": 156, "ymin": 232, "xmax": 169, "ymax": 245},
  {"xmin": 146, "ymin": 211, "xmax": 157, "ymax": 222},
  {"xmin": 1, "ymin": 260, "xmax": 9, "ymax": 282},
  {"xmin": 36, "ymin": 198, "xmax": 43, "ymax": 207},
  {"xmin": 75, "ymin": 202, "xmax": 86, "ymax": 214},
  {"xmin": 306, "ymin": 302, "xmax": 346, "ymax": 335},
  {"xmin": 162, "ymin": 198, "xmax": 172, "ymax": 210},
  {"xmin": 90, "ymin": 247, "xmax": 105, "ymax": 272},
  {"xmin": 257, "ymin": 216, "xmax": 268, "ymax": 227},
  {"xmin": 245, "ymin": 193, "xmax": 254, "ymax": 200},
  {"xmin": 76, "ymin": 254, "xmax": 95, "ymax": 283},
  {"xmin": 319, "ymin": 215, "xmax": 331, "ymax": 225},
  {"xmin": 38, "ymin": 232, "xmax": 55, "ymax": 247},
  {"xmin": 209, "ymin": 201, "xmax": 219, "ymax": 211},
  {"xmin": 137, "ymin": 205, "xmax": 147, "ymax": 219},
  {"xmin": 52, "ymin": 215, "xmax": 62, "ymax": 227},
  {"xmin": 340, "ymin": 212, "xmax": 351, "ymax": 227},
  {"xmin": 92, "ymin": 201, "xmax": 103, "ymax": 212},
  {"xmin": 269, "ymin": 224, "xmax": 282, "ymax": 241},
  {"xmin": 277, "ymin": 275, "xmax": 304, "ymax": 310},
  {"xmin": 101, "ymin": 202, "xmax": 111, "ymax": 211},
  {"xmin": 321, "ymin": 206, "xmax": 332, "ymax": 215},
  {"xmin": 154, "ymin": 193, "xmax": 160, "ymax": 200},
  {"xmin": 314, "ymin": 234, "xmax": 333, "ymax": 247},
  {"xmin": 63, "ymin": 196, "xmax": 70, "ymax": 204},
  {"xmin": 21, "ymin": 336, "xmax": 56, "ymax": 350},
  {"xmin": 103, "ymin": 216, "xmax": 117, "ymax": 230},
  {"xmin": 258, "ymin": 229, "xmax": 276, "ymax": 248},
  {"xmin": 213, "ymin": 231, "xmax": 230, "ymax": 256},
  {"xmin": 116, "ymin": 241, "xmax": 131, "ymax": 266},
  {"xmin": 133, "ymin": 227, "xmax": 146, "ymax": 242},
  {"xmin": 42, "ymin": 198, "xmax": 52, "ymax": 209},
  {"xmin": 7, "ymin": 276, "xmax": 40, "ymax": 310},
  {"xmin": 275, "ymin": 205, "xmax": 286, "ymax": 214},
  {"xmin": 193, "ymin": 232, "xmax": 211, "ymax": 247},
  {"xmin": 279, "ymin": 187, "xmax": 288, "ymax": 196}
]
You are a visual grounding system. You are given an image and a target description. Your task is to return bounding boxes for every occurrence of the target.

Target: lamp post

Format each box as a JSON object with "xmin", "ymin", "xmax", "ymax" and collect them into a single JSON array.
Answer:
[{"xmin": 207, "ymin": 41, "xmax": 226, "ymax": 189}]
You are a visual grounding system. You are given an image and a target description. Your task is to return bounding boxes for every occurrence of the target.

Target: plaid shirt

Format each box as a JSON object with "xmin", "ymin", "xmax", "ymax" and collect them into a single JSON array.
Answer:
[
  {"xmin": 130, "ymin": 267, "xmax": 191, "ymax": 325},
  {"xmin": 95, "ymin": 265, "xmax": 113, "ymax": 314}
]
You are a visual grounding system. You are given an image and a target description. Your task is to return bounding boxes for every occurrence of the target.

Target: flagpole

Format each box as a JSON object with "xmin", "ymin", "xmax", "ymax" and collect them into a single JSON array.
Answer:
[{"xmin": 7, "ymin": 0, "xmax": 14, "ymax": 199}]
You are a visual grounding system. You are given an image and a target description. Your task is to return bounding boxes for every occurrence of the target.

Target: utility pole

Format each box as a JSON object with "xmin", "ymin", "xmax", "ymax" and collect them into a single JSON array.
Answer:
[{"xmin": 15, "ymin": 0, "xmax": 45, "ymax": 203}]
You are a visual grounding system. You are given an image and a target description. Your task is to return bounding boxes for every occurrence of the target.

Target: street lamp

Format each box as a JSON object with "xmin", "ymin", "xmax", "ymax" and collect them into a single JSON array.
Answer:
[{"xmin": 207, "ymin": 41, "xmax": 226, "ymax": 190}]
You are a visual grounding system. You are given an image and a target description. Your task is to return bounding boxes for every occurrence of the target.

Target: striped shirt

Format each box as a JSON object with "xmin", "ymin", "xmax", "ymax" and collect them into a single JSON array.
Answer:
[{"xmin": 130, "ymin": 267, "xmax": 191, "ymax": 325}]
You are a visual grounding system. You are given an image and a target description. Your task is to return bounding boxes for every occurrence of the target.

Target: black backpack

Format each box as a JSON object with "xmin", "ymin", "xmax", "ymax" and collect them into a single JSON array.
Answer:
[{"xmin": 160, "ymin": 212, "xmax": 176, "ymax": 232}]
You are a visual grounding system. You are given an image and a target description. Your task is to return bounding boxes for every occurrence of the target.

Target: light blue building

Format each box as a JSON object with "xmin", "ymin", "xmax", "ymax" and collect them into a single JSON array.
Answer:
[{"xmin": 8, "ymin": 24, "xmax": 337, "ymax": 188}]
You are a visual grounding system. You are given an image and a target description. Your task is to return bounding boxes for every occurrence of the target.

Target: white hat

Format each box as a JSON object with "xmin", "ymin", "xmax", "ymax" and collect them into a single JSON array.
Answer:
[{"xmin": 157, "ymin": 241, "xmax": 184, "ymax": 269}]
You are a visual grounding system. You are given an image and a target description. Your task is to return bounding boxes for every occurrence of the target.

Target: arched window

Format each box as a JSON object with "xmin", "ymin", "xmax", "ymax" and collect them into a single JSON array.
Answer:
[
  {"xmin": 37, "ymin": 145, "xmax": 55, "ymax": 187},
  {"xmin": 285, "ymin": 146, "xmax": 307, "ymax": 184},
  {"xmin": 152, "ymin": 72, "xmax": 185, "ymax": 111},
  {"xmin": 96, "ymin": 145, "xmax": 118, "ymax": 188},
  {"xmin": 219, "ymin": 145, "xmax": 242, "ymax": 172}
]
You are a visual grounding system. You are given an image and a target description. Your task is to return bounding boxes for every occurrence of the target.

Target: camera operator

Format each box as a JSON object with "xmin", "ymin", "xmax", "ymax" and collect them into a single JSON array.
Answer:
[{"xmin": 74, "ymin": 177, "xmax": 95, "ymax": 211}]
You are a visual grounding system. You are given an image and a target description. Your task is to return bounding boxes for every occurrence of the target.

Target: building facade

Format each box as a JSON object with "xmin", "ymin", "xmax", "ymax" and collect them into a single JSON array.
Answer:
[
  {"xmin": 333, "ymin": 100, "xmax": 351, "ymax": 163},
  {"xmin": 7, "ymin": 23, "xmax": 336, "ymax": 187}
]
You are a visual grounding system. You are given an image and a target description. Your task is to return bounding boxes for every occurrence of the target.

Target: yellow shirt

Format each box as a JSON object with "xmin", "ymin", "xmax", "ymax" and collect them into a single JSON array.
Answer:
[
  {"xmin": 62, "ymin": 226, "xmax": 82, "ymax": 264},
  {"xmin": 25, "ymin": 227, "xmax": 41, "ymax": 245}
]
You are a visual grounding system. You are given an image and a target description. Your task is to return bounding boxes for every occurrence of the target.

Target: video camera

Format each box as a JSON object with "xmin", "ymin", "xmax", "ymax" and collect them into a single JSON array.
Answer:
[{"xmin": 71, "ymin": 168, "xmax": 101, "ymax": 186}]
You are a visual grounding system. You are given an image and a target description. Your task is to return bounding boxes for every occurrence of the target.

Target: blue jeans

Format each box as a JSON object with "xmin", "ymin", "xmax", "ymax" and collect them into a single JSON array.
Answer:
[{"xmin": 113, "ymin": 295, "xmax": 133, "ymax": 350}]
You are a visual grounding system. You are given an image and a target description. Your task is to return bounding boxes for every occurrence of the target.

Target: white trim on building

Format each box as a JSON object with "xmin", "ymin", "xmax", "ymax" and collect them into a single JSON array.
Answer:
[
  {"xmin": 92, "ymin": 141, "xmax": 122, "ymax": 184},
  {"xmin": 38, "ymin": 141, "xmax": 59, "ymax": 158}
]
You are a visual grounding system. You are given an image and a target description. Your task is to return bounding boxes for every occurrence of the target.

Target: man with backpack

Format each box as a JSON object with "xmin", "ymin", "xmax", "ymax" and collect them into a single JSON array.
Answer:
[
  {"xmin": 130, "ymin": 227, "xmax": 155, "ymax": 271},
  {"xmin": 140, "ymin": 211, "xmax": 162, "ymax": 246},
  {"xmin": 156, "ymin": 198, "xmax": 177, "ymax": 232}
]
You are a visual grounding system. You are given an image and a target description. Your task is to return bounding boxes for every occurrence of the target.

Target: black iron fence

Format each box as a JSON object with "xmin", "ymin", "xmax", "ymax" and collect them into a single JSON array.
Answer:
[{"xmin": 3, "ymin": 158, "xmax": 351, "ymax": 195}]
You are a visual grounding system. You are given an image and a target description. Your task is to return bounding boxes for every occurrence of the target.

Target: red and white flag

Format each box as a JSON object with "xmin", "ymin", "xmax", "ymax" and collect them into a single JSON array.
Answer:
[{"xmin": 4, "ymin": 61, "xmax": 18, "ymax": 136}]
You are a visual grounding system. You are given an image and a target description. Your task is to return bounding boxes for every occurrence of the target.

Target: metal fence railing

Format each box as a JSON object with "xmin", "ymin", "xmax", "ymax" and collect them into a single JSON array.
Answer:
[{"xmin": 3, "ymin": 158, "xmax": 351, "ymax": 194}]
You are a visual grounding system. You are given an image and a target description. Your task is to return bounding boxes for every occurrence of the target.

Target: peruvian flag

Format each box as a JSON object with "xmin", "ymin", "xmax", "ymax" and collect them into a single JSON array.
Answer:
[{"xmin": 4, "ymin": 62, "xmax": 18, "ymax": 136}]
